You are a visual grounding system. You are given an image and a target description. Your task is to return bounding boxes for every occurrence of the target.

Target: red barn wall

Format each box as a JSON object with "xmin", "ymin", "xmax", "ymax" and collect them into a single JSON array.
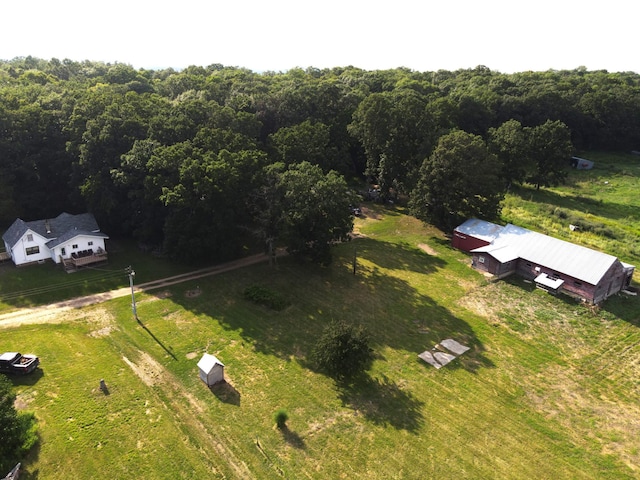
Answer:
[{"xmin": 451, "ymin": 231, "xmax": 491, "ymax": 252}]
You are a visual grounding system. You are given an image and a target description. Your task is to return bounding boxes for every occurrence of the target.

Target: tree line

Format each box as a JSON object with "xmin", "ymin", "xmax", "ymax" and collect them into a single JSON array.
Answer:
[{"xmin": 1, "ymin": 57, "xmax": 639, "ymax": 261}]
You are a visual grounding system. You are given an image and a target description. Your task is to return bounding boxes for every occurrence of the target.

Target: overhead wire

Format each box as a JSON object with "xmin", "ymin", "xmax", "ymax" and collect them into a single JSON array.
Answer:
[{"xmin": 0, "ymin": 268, "xmax": 128, "ymax": 302}]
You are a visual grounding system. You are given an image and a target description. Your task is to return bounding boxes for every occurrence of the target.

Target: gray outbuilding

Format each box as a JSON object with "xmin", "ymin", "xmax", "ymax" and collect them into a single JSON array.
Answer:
[{"xmin": 197, "ymin": 353, "xmax": 225, "ymax": 386}]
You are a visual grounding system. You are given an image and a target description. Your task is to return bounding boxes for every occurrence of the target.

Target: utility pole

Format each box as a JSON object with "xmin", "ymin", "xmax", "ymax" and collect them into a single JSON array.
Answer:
[
  {"xmin": 126, "ymin": 266, "xmax": 138, "ymax": 321},
  {"xmin": 352, "ymin": 247, "xmax": 357, "ymax": 275}
]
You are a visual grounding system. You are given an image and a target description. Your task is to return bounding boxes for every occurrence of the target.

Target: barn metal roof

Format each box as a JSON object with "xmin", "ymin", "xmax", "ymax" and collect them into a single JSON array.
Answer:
[
  {"xmin": 454, "ymin": 218, "xmax": 503, "ymax": 243},
  {"xmin": 472, "ymin": 223, "xmax": 622, "ymax": 285}
]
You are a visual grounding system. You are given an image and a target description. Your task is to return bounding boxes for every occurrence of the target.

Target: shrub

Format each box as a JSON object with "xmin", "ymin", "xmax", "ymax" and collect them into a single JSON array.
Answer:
[
  {"xmin": 274, "ymin": 409, "xmax": 288, "ymax": 429},
  {"xmin": 243, "ymin": 285, "xmax": 289, "ymax": 311},
  {"xmin": 312, "ymin": 320, "xmax": 374, "ymax": 380},
  {"xmin": 0, "ymin": 376, "xmax": 38, "ymax": 473}
]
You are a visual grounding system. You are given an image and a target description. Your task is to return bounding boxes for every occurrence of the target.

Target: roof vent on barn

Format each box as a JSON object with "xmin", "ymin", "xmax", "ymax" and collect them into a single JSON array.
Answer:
[{"xmin": 197, "ymin": 353, "xmax": 224, "ymax": 386}]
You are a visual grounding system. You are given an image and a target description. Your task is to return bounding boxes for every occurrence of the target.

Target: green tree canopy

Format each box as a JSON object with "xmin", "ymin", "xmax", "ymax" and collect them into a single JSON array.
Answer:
[
  {"xmin": 349, "ymin": 89, "xmax": 433, "ymax": 197},
  {"xmin": 0, "ymin": 375, "xmax": 38, "ymax": 474},
  {"xmin": 277, "ymin": 162, "xmax": 355, "ymax": 264},
  {"xmin": 311, "ymin": 320, "xmax": 374, "ymax": 381},
  {"xmin": 488, "ymin": 119, "xmax": 529, "ymax": 187},
  {"xmin": 409, "ymin": 130, "xmax": 505, "ymax": 230},
  {"xmin": 524, "ymin": 120, "xmax": 574, "ymax": 190}
]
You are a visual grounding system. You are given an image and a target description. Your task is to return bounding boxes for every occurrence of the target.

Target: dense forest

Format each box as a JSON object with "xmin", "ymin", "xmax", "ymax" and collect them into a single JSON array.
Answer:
[{"xmin": 1, "ymin": 57, "xmax": 639, "ymax": 263}]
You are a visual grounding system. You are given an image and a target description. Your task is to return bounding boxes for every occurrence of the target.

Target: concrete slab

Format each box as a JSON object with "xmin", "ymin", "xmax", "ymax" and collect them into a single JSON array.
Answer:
[
  {"xmin": 418, "ymin": 351, "xmax": 442, "ymax": 369},
  {"xmin": 433, "ymin": 351, "xmax": 456, "ymax": 366},
  {"xmin": 440, "ymin": 338, "xmax": 470, "ymax": 355}
]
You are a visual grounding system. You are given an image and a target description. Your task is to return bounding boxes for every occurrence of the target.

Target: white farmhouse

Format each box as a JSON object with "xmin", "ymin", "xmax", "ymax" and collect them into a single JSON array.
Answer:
[{"xmin": 2, "ymin": 212, "xmax": 109, "ymax": 270}]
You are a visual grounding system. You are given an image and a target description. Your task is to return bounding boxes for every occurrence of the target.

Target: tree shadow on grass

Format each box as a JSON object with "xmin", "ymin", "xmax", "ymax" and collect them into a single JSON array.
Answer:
[
  {"xmin": 168, "ymin": 240, "xmax": 493, "ymax": 373},
  {"xmin": 12, "ymin": 433, "xmax": 41, "ymax": 480},
  {"xmin": 336, "ymin": 374, "xmax": 424, "ymax": 433},
  {"xmin": 278, "ymin": 425, "xmax": 305, "ymax": 449},
  {"xmin": 353, "ymin": 237, "xmax": 447, "ymax": 275}
]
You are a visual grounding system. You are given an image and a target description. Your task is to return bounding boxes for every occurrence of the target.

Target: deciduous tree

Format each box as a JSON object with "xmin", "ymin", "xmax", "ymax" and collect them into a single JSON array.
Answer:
[
  {"xmin": 409, "ymin": 130, "xmax": 504, "ymax": 230},
  {"xmin": 276, "ymin": 162, "xmax": 355, "ymax": 264},
  {"xmin": 311, "ymin": 320, "xmax": 373, "ymax": 380},
  {"xmin": 525, "ymin": 120, "xmax": 573, "ymax": 190},
  {"xmin": 0, "ymin": 375, "xmax": 38, "ymax": 474}
]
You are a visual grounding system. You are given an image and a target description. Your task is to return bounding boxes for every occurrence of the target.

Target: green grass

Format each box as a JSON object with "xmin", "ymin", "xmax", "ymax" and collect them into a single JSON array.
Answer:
[
  {"xmin": 0, "ymin": 238, "xmax": 194, "ymax": 312},
  {"xmin": 502, "ymin": 151, "xmax": 640, "ymax": 270},
  {"xmin": 2, "ymin": 152, "xmax": 640, "ymax": 478},
  {"xmin": 1, "ymin": 201, "xmax": 639, "ymax": 479}
]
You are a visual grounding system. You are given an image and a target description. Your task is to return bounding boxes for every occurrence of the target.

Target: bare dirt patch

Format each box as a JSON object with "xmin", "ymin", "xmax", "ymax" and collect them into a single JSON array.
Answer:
[
  {"xmin": 359, "ymin": 206, "xmax": 381, "ymax": 220},
  {"xmin": 15, "ymin": 391, "xmax": 37, "ymax": 410},
  {"xmin": 89, "ymin": 326, "xmax": 113, "ymax": 338},
  {"xmin": 122, "ymin": 351, "xmax": 166, "ymax": 387},
  {"xmin": 417, "ymin": 243, "xmax": 438, "ymax": 256},
  {"xmin": 186, "ymin": 351, "xmax": 198, "ymax": 360},
  {"xmin": 83, "ymin": 307, "xmax": 117, "ymax": 337}
]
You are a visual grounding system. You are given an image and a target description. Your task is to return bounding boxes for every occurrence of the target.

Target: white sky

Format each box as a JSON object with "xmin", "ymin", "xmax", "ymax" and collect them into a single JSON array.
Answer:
[{"xmin": 2, "ymin": 0, "xmax": 638, "ymax": 74}]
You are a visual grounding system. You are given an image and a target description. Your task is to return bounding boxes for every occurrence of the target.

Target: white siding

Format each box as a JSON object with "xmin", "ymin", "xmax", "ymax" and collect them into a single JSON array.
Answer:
[{"xmin": 12, "ymin": 230, "xmax": 50, "ymax": 265}]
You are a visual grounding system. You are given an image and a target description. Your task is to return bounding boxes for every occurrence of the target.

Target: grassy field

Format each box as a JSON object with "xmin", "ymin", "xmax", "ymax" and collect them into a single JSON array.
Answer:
[
  {"xmin": 1, "ymin": 152, "xmax": 640, "ymax": 479},
  {"xmin": 502, "ymin": 151, "xmax": 640, "ymax": 269},
  {"xmin": 0, "ymin": 238, "xmax": 194, "ymax": 312}
]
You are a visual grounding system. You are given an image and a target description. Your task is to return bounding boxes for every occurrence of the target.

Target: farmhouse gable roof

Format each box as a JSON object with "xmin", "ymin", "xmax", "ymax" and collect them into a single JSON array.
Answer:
[{"xmin": 2, "ymin": 213, "xmax": 105, "ymax": 249}]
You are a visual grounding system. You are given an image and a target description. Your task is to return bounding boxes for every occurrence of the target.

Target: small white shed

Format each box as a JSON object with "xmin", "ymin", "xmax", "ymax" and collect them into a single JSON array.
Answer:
[{"xmin": 197, "ymin": 353, "xmax": 224, "ymax": 386}]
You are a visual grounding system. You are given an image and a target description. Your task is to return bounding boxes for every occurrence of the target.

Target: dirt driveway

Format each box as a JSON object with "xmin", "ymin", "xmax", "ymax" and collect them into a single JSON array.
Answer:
[{"xmin": 0, "ymin": 252, "xmax": 276, "ymax": 329}]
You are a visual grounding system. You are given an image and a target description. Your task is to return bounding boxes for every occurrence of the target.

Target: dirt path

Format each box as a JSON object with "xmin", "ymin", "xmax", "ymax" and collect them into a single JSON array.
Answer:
[{"xmin": 0, "ymin": 252, "xmax": 279, "ymax": 329}]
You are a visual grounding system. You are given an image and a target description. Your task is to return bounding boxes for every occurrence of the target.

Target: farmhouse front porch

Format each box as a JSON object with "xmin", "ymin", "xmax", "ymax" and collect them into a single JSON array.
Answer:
[{"xmin": 60, "ymin": 250, "xmax": 108, "ymax": 272}]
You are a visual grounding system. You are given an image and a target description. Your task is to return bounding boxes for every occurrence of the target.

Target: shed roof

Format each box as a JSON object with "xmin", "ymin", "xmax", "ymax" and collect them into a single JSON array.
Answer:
[
  {"xmin": 197, "ymin": 353, "xmax": 224, "ymax": 373},
  {"xmin": 535, "ymin": 273, "xmax": 565, "ymax": 290}
]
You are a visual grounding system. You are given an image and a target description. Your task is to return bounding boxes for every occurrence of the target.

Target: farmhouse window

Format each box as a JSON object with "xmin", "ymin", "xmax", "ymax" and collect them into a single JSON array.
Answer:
[
  {"xmin": 88, "ymin": 241, "xmax": 93, "ymax": 246},
  {"xmin": 72, "ymin": 244, "xmax": 78, "ymax": 249},
  {"xmin": 25, "ymin": 246, "xmax": 40, "ymax": 256},
  {"xmin": 61, "ymin": 248, "xmax": 66, "ymax": 256},
  {"xmin": 26, "ymin": 234, "xmax": 33, "ymax": 242},
  {"xmin": 478, "ymin": 256, "xmax": 485, "ymax": 264},
  {"xmin": 574, "ymin": 280, "xmax": 583, "ymax": 286},
  {"xmin": 525, "ymin": 262, "xmax": 532, "ymax": 267}
]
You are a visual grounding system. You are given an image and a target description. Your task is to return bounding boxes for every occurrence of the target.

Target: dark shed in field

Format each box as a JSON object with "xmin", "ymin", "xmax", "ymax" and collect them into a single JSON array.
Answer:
[{"xmin": 570, "ymin": 156, "xmax": 594, "ymax": 170}]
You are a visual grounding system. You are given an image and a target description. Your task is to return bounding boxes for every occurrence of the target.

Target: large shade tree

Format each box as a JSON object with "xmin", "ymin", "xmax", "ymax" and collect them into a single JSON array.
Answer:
[
  {"xmin": 349, "ymin": 88, "xmax": 433, "ymax": 198},
  {"xmin": 266, "ymin": 161, "xmax": 355, "ymax": 264},
  {"xmin": 311, "ymin": 320, "xmax": 373, "ymax": 381},
  {"xmin": 409, "ymin": 130, "xmax": 505, "ymax": 230},
  {"xmin": 488, "ymin": 119, "xmax": 529, "ymax": 188},
  {"xmin": 525, "ymin": 120, "xmax": 574, "ymax": 190}
]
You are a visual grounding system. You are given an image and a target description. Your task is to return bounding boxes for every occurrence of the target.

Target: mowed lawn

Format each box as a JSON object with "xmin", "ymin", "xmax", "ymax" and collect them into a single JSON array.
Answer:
[{"xmin": 2, "ymin": 203, "xmax": 640, "ymax": 479}]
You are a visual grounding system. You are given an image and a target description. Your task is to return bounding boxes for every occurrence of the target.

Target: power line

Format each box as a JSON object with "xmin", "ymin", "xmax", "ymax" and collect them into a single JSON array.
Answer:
[{"xmin": 0, "ymin": 269, "xmax": 126, "ymax": 302}]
